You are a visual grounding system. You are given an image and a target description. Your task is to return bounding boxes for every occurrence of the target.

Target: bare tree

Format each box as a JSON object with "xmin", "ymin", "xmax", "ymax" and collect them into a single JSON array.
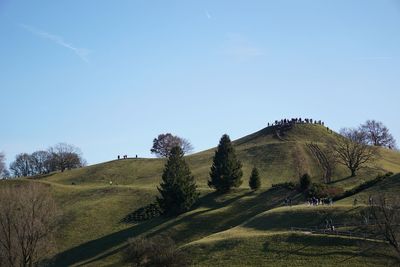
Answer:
[
  {"xmin": 307, "ymin": 143, "xmax": 337, "ymax": 183},
  {"xmin": 30, "ymin": 150, "xmax": 52, "ymax": 175},
  {"xmin": 0, "ymin": 183, "xmax": 59, "ymax": 267},
  {"xmin": 360, "ymin": 120, "xmax": 397, "ymax": 149},
  {"xmin": 0, "ymin": 152, "xmax": 7, "ymax": 178},
  {"xmin": 365, "ymin": 195, "xmax": 400, "ymax": 262},
  {"xmin": 48, "ymin": 143, "xmax": 85, "ymax": 172},
  {"xmin": 330, "ymin": 128, "xmax": 377, "ymax": 177},
  {"xmin": 9, "ymin": 153, "xmax": 33, "ymax": 177},
  {"xmin": 150, "ymin": 133, "xmax": 193, "ymax": 158}
]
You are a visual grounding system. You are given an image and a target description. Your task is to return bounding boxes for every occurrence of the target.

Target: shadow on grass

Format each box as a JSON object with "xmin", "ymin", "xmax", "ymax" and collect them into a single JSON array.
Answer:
[
  {"xmin": 52, "ymin": 217, "xmax": 168, "ymax": 266},
  {"xmin": 52, "ymin": 187, "xmax": 292, "ymax": 266}
]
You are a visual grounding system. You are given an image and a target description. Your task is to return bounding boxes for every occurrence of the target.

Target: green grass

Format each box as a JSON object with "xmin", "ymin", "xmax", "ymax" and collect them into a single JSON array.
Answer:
[
  {"xmin": 185, "ymin": 233, "xmax": 396, "ymax": 267},
  {"xmin": 2, "ymin": 124, "xmax": 400, "ymax": 266}
]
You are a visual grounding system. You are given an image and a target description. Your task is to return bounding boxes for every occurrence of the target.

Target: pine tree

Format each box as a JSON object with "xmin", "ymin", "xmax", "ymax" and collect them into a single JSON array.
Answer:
[
  {"xmin": 208, "ymin": 134, "xmax": 243, "ymax": 193},
  {"xmin": 299, "ymin": 173, "xmax": 311, "ymax": 192},
  {"xmin": 157, "ymin": 146, "xmax": 199, "ymax": 216},
  {"xmin": 249, "ymin": 167, "xmax": 261, "ymax": 191}
]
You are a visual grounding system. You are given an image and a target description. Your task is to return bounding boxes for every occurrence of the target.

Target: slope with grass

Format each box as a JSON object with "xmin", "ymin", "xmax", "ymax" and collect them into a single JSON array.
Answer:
[{"xmin": 2, "ymin": 124, "xmax": 400, "ymax": 266}]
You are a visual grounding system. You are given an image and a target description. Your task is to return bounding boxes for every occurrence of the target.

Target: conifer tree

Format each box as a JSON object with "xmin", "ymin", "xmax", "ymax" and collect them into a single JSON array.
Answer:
[
  {"xmin": 249, "ymin": 167, "xmax": 261, "ymax": 191},
  {"xmin": 157, "ymin": 146, "xmax": 199, "ymax": 216},
  {"xmin": 208, "ymin": 134, "xmax": 243, "ymax": 193}
]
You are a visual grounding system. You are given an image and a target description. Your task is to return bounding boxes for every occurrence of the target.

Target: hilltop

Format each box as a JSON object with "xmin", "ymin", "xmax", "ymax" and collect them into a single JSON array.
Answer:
[
  {"xmin": 2, "ymin": 123, "xmax": 400, "ymax": 266},
  {"xmin": 43, "ymin": 123, "xmax": 400, "ymax": 188}
]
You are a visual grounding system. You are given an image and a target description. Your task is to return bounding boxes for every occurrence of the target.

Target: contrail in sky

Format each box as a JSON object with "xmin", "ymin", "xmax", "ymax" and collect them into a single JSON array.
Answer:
[{"xmin": 20, "ymin": 24, "xmax": 90, "ymax": 63}]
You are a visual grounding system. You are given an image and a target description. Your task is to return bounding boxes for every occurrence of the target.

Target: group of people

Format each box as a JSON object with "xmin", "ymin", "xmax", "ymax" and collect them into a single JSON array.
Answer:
[
  {"xmin": 117, "ymin": 154, "xmax": 138, "ymax": 160},
  {"xmin": 267, "ymin": 118, "xmax": 325, "ymax": 127},
  {"xmin": 284, "ymin": 197, "xmax": 293, "ymax": 207},
  {"xmin": 307, "ymin": 197, "xmax": 333, "ymax": 206},
  {"xmin": 325, "ymin": 219, "xmax": 335, "ymax": 231}
]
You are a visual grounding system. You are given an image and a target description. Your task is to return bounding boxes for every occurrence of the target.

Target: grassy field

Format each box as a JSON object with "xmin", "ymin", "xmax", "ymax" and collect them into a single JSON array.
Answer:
[{"xmin": 1, "ymin": 124, "xmax": 400, "ymax": 266}]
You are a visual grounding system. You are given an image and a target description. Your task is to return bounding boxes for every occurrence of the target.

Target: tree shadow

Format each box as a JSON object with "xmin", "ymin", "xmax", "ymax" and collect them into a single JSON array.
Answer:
[
  {"xmin": 330, "ymin": 176, "xmax": 353, "ymax": 184},
  {"xmin": 51, "ymin": 187, "xmax": 291, "ymax": 266},
  {"xmin": 52, "ymin": 217, "xmax": 168, "ymax": 266}
]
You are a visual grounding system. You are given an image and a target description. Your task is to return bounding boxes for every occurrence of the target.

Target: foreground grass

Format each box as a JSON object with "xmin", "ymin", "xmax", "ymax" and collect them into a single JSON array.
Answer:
[{"xmin": 185, "ymin": 233, "xmax": 396, "ymax": 267}]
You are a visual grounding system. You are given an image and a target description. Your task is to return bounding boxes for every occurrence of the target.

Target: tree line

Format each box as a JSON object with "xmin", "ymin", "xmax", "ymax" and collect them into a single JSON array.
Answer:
[{"xmin": 2, "ymin": 143, "xmax": 86, "ymax": 178}]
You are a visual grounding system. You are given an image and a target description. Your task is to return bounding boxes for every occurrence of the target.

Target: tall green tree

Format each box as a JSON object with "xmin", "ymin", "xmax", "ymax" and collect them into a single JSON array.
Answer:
[
  {"xmin": 208, "ymin": 134, "xmax": 243, "ymax": 193},
  {"xmin": 157, "ymin": 146, "xmax": 199, "ymax": 216},
  {"xmin": 249, "ymin": 167, "xmax": 261, "ymax": 191}
]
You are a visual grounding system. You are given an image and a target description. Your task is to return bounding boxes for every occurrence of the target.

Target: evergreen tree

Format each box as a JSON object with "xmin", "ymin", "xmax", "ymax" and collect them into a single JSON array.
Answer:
[
  {"xmin": 249, "ymin": 167, "xmax": 261, "ymax": 191},
  {"xmin": 157, "ymin": 146, "xmax": 199, "ymax": 216},
  {"xmin": 299, "ymin": 173, "xmax": 311, "ymax": 192},
  {"xmin": 208, "ymin": 134, "xmax": 243, "ymax": 193}
]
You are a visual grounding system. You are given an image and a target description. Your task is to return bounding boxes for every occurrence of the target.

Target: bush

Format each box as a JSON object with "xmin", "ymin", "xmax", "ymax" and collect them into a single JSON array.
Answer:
[
  {"xmin": 299, "ymin": 173, "xmax": 311, "ymax": 192},
  {"xmin": 271, "ymin": 182, "xmax": 296, "ymax": 190},
  {"xmin": 121, "ymin": 203, "xmax": 161, "ymax": 223},
  {"xmin": 307, "ymin": 183, "xmax": 344, "ymax": 198},
  {"xmin": 124, "ymin": 235, "xmax": 190, "ymax": 267},
  {"xmin": 249, "ymin": 167, "xmax": 261, "ymax": 191}
]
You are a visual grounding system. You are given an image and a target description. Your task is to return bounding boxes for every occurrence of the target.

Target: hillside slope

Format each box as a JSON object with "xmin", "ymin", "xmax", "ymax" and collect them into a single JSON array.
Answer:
[
  {"xmin": 42, "ymin": 124, "xmax": 400, "ymax": 188},
  {"xmin": 2, "ymin": 124, "xmax": 400, "ymax": 266}
]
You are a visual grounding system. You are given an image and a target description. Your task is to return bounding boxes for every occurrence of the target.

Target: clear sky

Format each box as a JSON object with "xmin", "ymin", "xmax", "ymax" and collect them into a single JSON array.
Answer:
[{"xmin": 1, "ymin": 0, "xmax": 399, "ymax": 166}]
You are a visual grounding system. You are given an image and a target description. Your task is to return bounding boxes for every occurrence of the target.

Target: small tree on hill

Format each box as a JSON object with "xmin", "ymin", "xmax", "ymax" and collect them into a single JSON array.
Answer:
[
  {"xmin": 157, "ymin": 146, "xmax": 199, "ymax": 216},
  {"xmin": 249, "ymin": 167, "xmax": 261, "ymax": 191},
  {"xmin": 151, "ymin": 133, "xmax": 193, "ymax": 158},
  {"xmin": 330, "ymin": 128, "xmax": 377, "ymax": 177},
  {"xmin": 208, "ymin": 134, "xmax": 243, "ymax": 193},
  {"xmin": 299, "ymin": 173, "xmax": 311, "ymax": 192}
]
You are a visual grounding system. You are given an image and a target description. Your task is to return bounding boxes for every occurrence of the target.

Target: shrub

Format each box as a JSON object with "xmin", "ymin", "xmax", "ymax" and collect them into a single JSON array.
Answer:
[
  {"xmin": 124, "ymin": 235, "xmax": 190, "ymax": 267},
  {"xmin": 121, "ymin": 203, "xmax": 161, "ymax": 223},
  {"xmin": 249, "ymin": 167, "xmax": 261, "ymax": 190},
  {"xmin": 307, "ymin": 183, "xmax": 344, "ymax": 198},
  {"xmin": 271, "ymin": 182, "xmax": 296, "ymax": 190}
]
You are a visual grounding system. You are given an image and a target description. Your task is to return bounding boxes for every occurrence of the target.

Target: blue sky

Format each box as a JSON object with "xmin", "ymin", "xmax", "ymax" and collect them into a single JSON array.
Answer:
[{"xmin": 1, "ymin": 0, "xmax": 399, "ymax": 165}]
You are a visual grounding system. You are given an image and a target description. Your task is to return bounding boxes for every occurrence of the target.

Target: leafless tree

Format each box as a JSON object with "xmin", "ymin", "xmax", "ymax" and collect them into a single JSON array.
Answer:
[
  {"xmin": 0, "ymin": 183, "xmax": 59, "ymax": 267},
  {"xmin": 360, "ymin": 120, "xmax": 397, "ymax": 149},
  {"xmin": 0, "ymin": 152, "xmax": 7, "ymax": 178},
  {"xmin": 330, "ymin": 128, "xmax": 377, "ymax": 177},
  {"xmin": 307, "ymin": 143, "xmax": 337, "ymax": 183},
  {"xmin": 150, "ymin": 133, "xmax": 193, "ymax": 158},
  {"xmin": 365, "ymin": 195, "xmax": 400, "ymax": 262},
  {"xmin": 30, "ymin": 150, "xmax": 52, "ymax": 175},
  {"xmin": 9, "ymin": 153, "xmax": 33, "ymax": 177},
  {"xmin": 48, "ymin": 143, "xmax": 86, "ymax": 172}
]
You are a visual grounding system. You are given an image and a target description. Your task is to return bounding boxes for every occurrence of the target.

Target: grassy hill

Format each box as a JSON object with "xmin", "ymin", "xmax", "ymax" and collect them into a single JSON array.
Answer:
[
  {"xmin": 2, "ymin": 124, "xmax": 400, "ymax": 266},
  {"xmin": 42, "ymin": 124, "xmax": 400, "ymax": 188}
]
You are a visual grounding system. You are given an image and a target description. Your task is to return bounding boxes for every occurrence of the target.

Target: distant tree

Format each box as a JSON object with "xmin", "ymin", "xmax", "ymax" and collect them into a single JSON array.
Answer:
[
  {"xmin": 0, "ymin": 183, "xmax": 59, "ymax": 267},
  {"xmin": 208, "ymin": 134, "xmax": 243, "ymax": 193},
  {"xmin": 307, "ymin": 143, "xmax": 337, "ymax": 184},
  {"xmin": 48, "ymin": 143, "xmax": 86, "ymax": 172},
  {"xmin": 9, "ymin": 153, "xmax": 32, "ymax": 177},
  {"xmin": 151, "ymin": 133, "xmax": 193, "ymax": 158},
  {"xmin": 363, "ymin": 195, "xmax": 400, "ymax": 262},
  {"xmin": 157, "ymin": 146, "xmax": 199, "ymax": 216},
  {"xmin": 249, "ymin": 167, "xmax": 261, "ymax": 191},
  {"xmin": 330, "ymin": 128, "xmax": 377, "ymax": 177},
  {"xmin": 30, "ymin": 150, "xmax": 52, "ymax": 175},
  {"xmin": 0, "ymin": 152, "xmax": 7, "ymax": 178},
  {"xmin": 360, "ymin": 120, "xmax": 397, "ymax": 149},
  {"xmin": 299, "ymin": 173, "xmax": 311, "ymax": 192}
]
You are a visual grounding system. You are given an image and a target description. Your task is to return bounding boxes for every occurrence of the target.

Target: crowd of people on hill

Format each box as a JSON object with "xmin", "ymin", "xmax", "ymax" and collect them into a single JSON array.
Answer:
[
  {"xmin": 267, "ymin": 118, "xmax": 325, "ymax": 127},
  {"xmin": 307, "ymin": 197, "xmax": 333, "ymax": 206}
]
